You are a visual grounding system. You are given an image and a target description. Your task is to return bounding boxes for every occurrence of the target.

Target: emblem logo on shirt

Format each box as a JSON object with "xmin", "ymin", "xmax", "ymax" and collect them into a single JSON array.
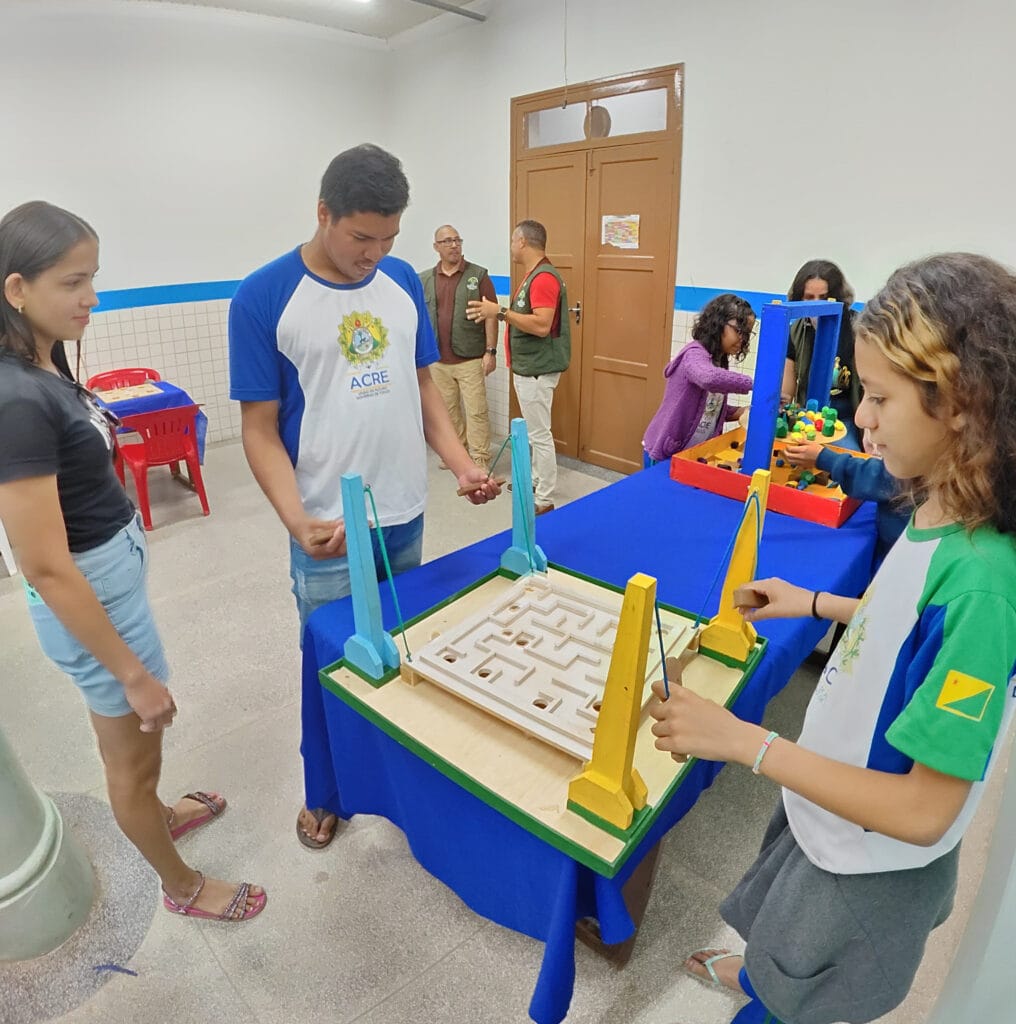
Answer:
[
  {"xmin": 466, "ymin": 276, "xmax": 479, "ymax": 292},
  {"xmin": 935, "ymin": 670, "xmax": 995, "ymax": 722},
  {"xmin": 836, "ymin": 586, "xmax": 873, "ymax": 674},
  {"xmin": 78, "ymin": 390, "xmax": 113, "ymax": 452},
  {"xmin": 338, "ymin": 311, "xmax": 389, "ymax": 367},
  {"xmin": 516, "ymin": 289, "xmax": 527, "ymax": 308}
]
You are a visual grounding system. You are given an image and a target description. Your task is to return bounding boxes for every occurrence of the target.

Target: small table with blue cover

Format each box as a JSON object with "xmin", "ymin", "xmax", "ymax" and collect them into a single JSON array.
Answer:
[
  {"xmin": 93, "ymin": 380, "xmax": 208, "ymax": 462},
  {"xmin": 300, "ymin": 463, "xmax": 876, "ymax": 1023}
]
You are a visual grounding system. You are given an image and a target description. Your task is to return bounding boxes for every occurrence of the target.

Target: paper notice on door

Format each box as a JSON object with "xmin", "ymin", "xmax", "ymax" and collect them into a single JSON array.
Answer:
[{"xmin": 601, "ymin": 214, "xmax": 640, "ymax": 249}]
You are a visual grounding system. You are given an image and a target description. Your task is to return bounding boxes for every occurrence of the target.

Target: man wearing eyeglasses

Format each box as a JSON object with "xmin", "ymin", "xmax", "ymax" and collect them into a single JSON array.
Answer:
[{"xmin": 418, "ymin": 226, "xmax": 498, "ymax": 473}]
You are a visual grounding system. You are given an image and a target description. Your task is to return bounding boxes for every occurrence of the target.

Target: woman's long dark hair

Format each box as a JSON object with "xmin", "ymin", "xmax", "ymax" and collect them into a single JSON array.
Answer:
[
  {"xmin": 788, "ymin": 259, "xmax": 854, "ymax": 306},
  {"xmin": 0, "ymin": 201, "xmax": 98, "ymax": 377},
  {"xmin": 693, "ymin": 293, "xmax": 754, "ymax": 367}
]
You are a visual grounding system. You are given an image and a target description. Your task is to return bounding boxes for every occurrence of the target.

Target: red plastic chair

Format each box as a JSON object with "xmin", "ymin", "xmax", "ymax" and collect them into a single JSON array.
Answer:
[
  {"xmin": 86, "ymin": 367, "xmax": 162, "ymax": 391},
  {"xmin": 117, "ymin": 405, "xmax": 209, "ymax": 530}
]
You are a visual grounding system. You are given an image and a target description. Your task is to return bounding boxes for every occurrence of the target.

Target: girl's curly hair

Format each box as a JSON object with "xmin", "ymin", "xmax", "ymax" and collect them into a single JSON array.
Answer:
[
  {"xmin": 855, "ymin": 252, "xmax": 1016, "ymax": 534},
  {"xmin": 693, "ymin": 293, "xmax": 754, "ymax": 367}
]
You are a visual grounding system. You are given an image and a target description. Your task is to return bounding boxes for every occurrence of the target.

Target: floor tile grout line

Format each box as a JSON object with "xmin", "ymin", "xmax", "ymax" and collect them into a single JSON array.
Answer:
[
  {"xmin": 344, "ymin": 920, "xmax": 491, "ymax": 1023},
  {"xmin": 194, "ymin": 926, "xmax": 266, "ymax": 1023}
]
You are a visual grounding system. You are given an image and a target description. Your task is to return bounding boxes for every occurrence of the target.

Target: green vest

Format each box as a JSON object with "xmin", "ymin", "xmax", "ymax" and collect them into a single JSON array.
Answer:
[
  {"xmin": 509, "ymin": 260, "xmax": 571, "ymax": 377},
  {"xmin": 419, "ymin": 260, "xmax": 489, "ymax": 359}
]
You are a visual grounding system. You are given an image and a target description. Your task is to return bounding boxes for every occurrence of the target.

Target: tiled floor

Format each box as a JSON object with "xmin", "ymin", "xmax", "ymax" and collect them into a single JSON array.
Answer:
[{"xmin": 0, "ymin": 442, "xmax": 1003, "ymax": 1023}]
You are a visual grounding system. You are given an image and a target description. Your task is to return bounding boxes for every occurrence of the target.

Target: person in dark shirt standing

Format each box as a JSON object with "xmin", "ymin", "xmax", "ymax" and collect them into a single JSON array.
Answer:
[
  {"xmin": 419, "ymin": 224, "xmax": 499, "ymax": 473},
  {"xmin": 0, "ymin": 201, "xmax": 264, "ymax": 922}
]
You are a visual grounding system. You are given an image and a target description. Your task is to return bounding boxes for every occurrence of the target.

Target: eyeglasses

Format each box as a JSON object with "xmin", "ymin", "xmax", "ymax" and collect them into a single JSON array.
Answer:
[
  {"xmin": 726, "ymin": 321, "xmax": 753, "ymax": 339},
  {"xmin": 435, "ymin": 237, "xmax": 463, "ymax": 246}
]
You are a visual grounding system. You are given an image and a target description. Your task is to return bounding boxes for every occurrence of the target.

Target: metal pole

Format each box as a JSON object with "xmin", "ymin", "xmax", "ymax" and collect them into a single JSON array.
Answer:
[{"xmin": 0, "ymin": 726, "xmax": 94, "ymax": 961}]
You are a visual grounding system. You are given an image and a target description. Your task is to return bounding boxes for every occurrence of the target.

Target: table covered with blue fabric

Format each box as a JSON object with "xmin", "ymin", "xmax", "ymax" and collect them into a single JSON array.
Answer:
[
  {"xmin": 94, "ymin": 380, "xmax": 208, "ymax": 462},
  {"xmin": 301, "ymin": 463, "xmax": 876, "ymax": 1023}
]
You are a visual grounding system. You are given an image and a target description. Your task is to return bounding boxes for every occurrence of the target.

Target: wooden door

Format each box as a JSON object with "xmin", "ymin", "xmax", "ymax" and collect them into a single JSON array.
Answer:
[
  {"xmin": 511, "ymin": 65, "xmax": 682, "ymax": 473},
  {"xmin": 579, "ymin": 141, "xmax": 680, "ymax": 473},
  {"xmin": 512, "ymin": 151, "xmax": 586, "ymax": 458}
]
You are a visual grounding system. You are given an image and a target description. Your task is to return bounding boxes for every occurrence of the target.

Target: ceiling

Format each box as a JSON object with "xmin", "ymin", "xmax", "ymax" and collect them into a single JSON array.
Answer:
[{"xmin": 121, "ymin": 0, "xmax": 486, "ymax": 42}]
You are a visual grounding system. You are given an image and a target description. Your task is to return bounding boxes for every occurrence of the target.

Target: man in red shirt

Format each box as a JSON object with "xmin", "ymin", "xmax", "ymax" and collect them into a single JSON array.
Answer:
[{"xmin": 468, "ymin": 221, "xmax": 571, "ymax": 514}]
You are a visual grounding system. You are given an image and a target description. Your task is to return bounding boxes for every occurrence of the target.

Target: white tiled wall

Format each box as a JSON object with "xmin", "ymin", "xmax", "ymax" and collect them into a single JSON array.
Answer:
[
  {"xmin": 82, "ymin": 301, "xmax": 238, "ymax": 445},
  {"xmin": 80, "ymin": 300, "xmax": 751, "ymax": 451}
]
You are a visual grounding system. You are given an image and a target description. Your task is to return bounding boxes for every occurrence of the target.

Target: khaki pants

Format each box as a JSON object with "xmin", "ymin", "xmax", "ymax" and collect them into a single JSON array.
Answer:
[
  {"xmin": 429, "ymin": 358, "xmax": 492, "ymax": 471},
  {"xmin": 513, "ymin": 371, "xmax": 561, "ymax": 507}
]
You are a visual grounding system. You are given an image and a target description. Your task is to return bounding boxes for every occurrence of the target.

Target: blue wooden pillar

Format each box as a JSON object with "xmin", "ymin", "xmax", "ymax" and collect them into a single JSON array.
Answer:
[
  {"xmin": 741, "ymin": 300, "xmax": 844, "ymax": 477},
  {"xmin": 341, "ymin": 472, "xmax": 400, "ymax": 680},
  {"xmin": 500, "ymin": 418, "xmax": 548, "ymax": 576}
]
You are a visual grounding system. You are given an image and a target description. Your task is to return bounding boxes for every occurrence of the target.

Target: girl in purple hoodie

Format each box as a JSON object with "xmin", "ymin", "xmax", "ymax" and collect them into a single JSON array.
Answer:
[{"xmin": 642, "ymin": 293, "xmax": 755, "ymax": 465}]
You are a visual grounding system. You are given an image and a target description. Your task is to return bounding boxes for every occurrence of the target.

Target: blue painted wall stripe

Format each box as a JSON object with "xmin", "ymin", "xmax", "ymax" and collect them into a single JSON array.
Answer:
[
  {"xmin": 96, "ymin": 280, "xmax": 240, "ymax": 311},
  {"xmin": 96, "ymin": 278, "xmax": 861, "ymax": 314},
  {"xmin": 462, "ymin": 276, "xmax": 785, "ymax": 312}
]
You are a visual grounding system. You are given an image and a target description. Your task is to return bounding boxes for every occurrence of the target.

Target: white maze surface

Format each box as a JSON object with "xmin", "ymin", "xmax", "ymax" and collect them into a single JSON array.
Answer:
[{"xmin": 405, "ymin": 576, "xmax": 691, "ymax": 760}]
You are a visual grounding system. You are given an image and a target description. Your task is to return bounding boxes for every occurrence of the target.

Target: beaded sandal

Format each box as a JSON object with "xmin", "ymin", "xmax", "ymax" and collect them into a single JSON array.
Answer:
[
  {"xmin": 163, "ymin": 872, "xmax": 267, "ymax": 921},
  {"xmin": 167, "ymin": 791, "xmax": 226, "ymax": 841}
]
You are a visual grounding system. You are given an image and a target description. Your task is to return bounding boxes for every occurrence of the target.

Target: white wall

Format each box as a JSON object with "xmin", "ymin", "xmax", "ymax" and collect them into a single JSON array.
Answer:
[
  {"xmin": 0, "ymin": 0, "xmax": 389, "ymax": 289},
  {"xmin": 6, "ymin": 0, "xmax": 1016, "ymax": 446},
  {"xmin": 7, "ymin": 0, "xmax": 1016, "ymax": 299},
  {"xmin": 391, "ymin": 0, "xmax": 1016, "ymax": 301}
]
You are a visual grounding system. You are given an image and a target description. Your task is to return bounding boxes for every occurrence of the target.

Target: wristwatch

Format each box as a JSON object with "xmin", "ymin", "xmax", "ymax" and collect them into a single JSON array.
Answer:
[
  {"xmin": 496, "ymin": 306, "xmax": 509, "ymax": 322},
  {"xmin": 485, "ymin": 348, "xmax": 497, "ymax": 356}
]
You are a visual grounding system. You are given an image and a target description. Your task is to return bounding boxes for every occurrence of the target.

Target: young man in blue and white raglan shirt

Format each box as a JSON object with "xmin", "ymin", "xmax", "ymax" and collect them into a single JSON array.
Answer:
[{"xmin": 229, "ymin": 144, "xmax": 500, "ymax": 849}]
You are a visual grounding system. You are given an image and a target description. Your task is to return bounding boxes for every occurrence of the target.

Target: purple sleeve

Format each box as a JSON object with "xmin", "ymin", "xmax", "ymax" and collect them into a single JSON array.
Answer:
[{"xmin": 682, "ymin": 345, "xmax": 754, "ymax": 395}]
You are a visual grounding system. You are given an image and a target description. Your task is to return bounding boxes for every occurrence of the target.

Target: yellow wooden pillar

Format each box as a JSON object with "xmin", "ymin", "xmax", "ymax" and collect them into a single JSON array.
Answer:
[
  {"xmin": 700, "ymin": 469, "xmax": 771, "ymax": 664},
  {"xmin": 567, "ymin": 573, "xmax": 654, "ymax": 831}
]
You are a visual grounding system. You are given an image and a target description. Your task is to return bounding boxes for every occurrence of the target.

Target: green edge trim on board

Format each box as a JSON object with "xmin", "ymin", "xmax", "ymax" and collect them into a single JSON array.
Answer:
[
  {"xmin": 566, "ymin": 800, "xmax": 654, "ymax": 841},
  {"xmin": 317, "ymin": 566, "xmax": 767, "ymax": 877}
]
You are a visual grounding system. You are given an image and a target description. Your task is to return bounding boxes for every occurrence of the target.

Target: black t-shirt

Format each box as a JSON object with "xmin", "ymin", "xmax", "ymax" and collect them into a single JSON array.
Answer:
[{"xmin": 0, "ymin": 353, "xmax": 135, "ymax": 552}]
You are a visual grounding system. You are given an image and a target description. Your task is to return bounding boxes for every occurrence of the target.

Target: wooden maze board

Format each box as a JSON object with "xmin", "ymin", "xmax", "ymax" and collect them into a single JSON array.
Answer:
[
  {"xmin": 401, "ymin": 575, "xmax": 692, "ymax": 760},
  {"xmin": 320, "ymin": 567, "xmax": 761, "ymax": 874}
]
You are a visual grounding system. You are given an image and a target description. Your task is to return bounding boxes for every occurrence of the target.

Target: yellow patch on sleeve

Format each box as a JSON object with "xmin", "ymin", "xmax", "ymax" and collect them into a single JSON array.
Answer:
[{"xmin": 935, "ymin": 670, "xmax": 995, "ymax": 722}]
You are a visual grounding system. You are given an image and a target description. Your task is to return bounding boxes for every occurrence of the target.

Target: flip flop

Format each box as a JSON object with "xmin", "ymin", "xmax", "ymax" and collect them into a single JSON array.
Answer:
[
  {"xmin": 163, "ymin": 872, "xmax": 267, "ymax": 921},
  {"xmin": 297, "ymin": 806, "xmax": 337, "ymax": 850},
  {"xmin": 168, "ymin": 791, "xmax": 226, "ymax": 841},
  {"xmin": 684, "ymin": 947, "xmax": 743, "ymax": 989}
]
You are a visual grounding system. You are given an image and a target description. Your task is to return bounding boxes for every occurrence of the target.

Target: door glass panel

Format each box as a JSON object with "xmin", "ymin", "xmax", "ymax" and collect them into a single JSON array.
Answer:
[
  {"xmin": 526, "ymin": 103, "xmax": 586, "ymax": 149},
  {"xmin": 597, "ymin": 89, "xmax": 668, "ymax": 136},
  {"xmin": 525, "ymin": 88, "xmax": 669, "ymax": 150}
]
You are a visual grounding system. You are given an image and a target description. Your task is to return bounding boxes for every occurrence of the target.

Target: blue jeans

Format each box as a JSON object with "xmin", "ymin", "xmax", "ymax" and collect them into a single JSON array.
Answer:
[
  {"xmin": 289, "ymin": 514, "xmax": 424, "ymax": 643},
  {"xmin": 25, "ymin": 513, "xmax": 169, "ymax": 717}
]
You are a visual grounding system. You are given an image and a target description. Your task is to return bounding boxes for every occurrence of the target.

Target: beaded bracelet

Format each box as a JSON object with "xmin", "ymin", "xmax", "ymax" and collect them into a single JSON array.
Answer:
[{"xmin": 752, "ymin": 730, "xmax": 780, "ymax": 775}]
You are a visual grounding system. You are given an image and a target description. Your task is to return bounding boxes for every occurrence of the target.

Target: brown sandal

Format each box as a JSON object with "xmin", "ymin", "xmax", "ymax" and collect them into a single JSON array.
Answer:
[{"xmin": 296, "ymin": 806, "xmax": 338, "ymax": 850}]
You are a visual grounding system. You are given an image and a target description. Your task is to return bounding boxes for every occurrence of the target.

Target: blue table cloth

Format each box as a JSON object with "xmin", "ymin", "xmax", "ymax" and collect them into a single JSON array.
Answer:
[
  {"xmin": 301, "ymin": 463, "xmax": 877, "ymax": 1023},
  {"xmin": 95, "ymin": 380, "xmax": 208, "ymax": 462}
]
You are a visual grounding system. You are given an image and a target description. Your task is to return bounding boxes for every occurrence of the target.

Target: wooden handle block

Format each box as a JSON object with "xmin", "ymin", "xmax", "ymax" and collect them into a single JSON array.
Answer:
[
  {"xmin": 456, "ymin": 475, "xmax": 507, "ymax": 496},
  {"xmin": 733, "ymin": 585, "xmax": 769, "ymax": 610},
  {"xmin": 663, "ymin": 638, "xmax": 701, "ymax": 764}
]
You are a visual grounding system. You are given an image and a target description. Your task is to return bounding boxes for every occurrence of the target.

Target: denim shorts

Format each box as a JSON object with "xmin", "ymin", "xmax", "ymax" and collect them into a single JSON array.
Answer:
[
  {"xmin": 25, "ymin": 513, "xmax": 169, "ymax": 717},
  {"xmin": 289, "ymin": 514, "xmax": 424, "ymax": 643}
]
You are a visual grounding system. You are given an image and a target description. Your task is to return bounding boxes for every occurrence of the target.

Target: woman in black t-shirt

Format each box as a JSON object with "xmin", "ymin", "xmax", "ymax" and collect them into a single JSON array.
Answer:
[
  {"xmin": 780, "ymin": 259, "xmax": 862, "ymax": 450},
  {"xmin": 0, "ymin": 201, "xmax": 265, "ymax": 922}
]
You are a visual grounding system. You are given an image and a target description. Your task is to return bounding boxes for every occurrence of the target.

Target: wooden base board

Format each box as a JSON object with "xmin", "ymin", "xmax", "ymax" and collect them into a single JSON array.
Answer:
[{"xmin": 320, "ymin": 566, "xmax": 763, "ymax": 876}]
